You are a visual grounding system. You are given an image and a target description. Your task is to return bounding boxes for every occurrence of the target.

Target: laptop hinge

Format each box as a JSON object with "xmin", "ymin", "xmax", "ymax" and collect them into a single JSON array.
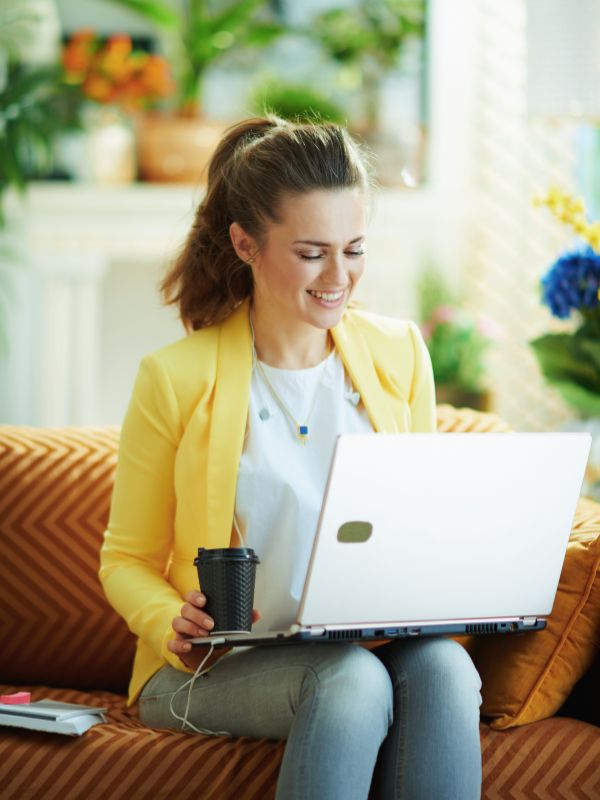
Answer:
[{"xmin": 522, "ymin": 616, "xmax": 538, "ymax": 627}]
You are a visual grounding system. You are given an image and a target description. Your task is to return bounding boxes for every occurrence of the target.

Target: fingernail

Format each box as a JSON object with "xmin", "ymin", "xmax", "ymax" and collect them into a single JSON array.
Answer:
[
  {"xmin": 196, "ymin": 594, "xmax": 206, "ymax": 605},
  {"xmin": 183, "ymin": 642, "xmax": 192, "ymax": 651}
]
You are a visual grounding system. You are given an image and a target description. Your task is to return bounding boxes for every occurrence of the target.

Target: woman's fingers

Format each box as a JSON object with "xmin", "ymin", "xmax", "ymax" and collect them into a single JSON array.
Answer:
[
  {"xmin": 167, "ymin": 631, "xmax": 193, "ymax": 654},
  {"xmin": 172, "ymin": 615, "xmax": 211, "ymax": 639},
  {"xmin": 252, "ymin": 608, "xmax": 261, "ymax": 623},
  {"xmin": 185, "ymin": 590, "xmax": 206, "ymax": 607},
  {"xmin": 169, "ymin": 591, "xmax": 219, "ymax": 657},
  {"xmin": 180, "ymin": 601, "xmax": 214, "ymax": 632}
]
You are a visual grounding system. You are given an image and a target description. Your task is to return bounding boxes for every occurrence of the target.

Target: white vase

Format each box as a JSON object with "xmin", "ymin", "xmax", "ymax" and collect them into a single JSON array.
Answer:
[{"xmin": 55, "ymin": 106, "xmax": 136, "ymax": 185}]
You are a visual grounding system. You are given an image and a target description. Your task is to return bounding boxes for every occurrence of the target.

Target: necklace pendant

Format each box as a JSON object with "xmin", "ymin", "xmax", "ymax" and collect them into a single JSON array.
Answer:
[{"xmin": 298, "ymin": 424, "xmax": 309, "ymax": 444}]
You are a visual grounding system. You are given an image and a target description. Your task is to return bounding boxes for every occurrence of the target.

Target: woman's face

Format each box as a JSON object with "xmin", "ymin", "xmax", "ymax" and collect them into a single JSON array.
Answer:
[{"xmin": 236, "ymin": 188, "xmax": 367, "ymax": 331}]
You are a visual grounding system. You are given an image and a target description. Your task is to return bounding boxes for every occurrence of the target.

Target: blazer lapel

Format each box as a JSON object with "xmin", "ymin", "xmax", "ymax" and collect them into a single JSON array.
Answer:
[
  {"xmin": 206, "ymin": 300, "xmax": 253, "ymax": 547},
  {"xmin": 331, "ymin": 312, "xmax": 399, "ymax": 433}
]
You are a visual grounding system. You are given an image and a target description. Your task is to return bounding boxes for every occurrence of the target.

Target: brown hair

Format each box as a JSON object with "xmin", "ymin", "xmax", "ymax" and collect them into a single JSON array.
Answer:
[{"xmin": 160, "ymin": 114, "xmax": 374, "ymax": 331}]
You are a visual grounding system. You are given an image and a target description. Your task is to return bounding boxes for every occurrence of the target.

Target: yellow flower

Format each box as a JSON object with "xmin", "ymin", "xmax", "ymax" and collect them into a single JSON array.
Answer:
[{"xmin": 534, "ymin": 187, "xmax": 600, "ymax": 253}]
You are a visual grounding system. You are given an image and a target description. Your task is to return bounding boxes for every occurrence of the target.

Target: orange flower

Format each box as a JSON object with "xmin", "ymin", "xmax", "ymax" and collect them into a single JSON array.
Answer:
[
  {"xmin": 83, "ymin": 73, "xmax": 115, "ymax": 104},
  {"xmin": 140, "ymin": 55, "xmax": 176, "ymax": 97},
  {"xmin": 96, "ymin": 34, "xmax": 134, "ymax": 83},
  {"xmin": 62, "ymin": 29, "xmax": 97, "ymax": 81},
  {"xmin": 62, "ymin": 29, "xmax": 175, "ymax": 109}
]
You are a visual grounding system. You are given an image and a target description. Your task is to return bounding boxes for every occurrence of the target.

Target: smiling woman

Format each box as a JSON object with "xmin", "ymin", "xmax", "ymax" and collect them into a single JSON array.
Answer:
[{"xmin": 99, "ymin": 114, "xmax": 483, "ymax": 799}]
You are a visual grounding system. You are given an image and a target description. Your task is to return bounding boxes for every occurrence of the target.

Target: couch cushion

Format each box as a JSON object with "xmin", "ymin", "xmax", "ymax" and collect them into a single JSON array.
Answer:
[
  {"xmin": 1, "ymin": 684, "xmax": 598, "ymax": 800},
  {"xmin": 0, "ymin": 427, "xmax": 135, "ymax": 692},
  {"xmin": 480, "ymin": 715, "xmax": 600, "ymax": 799},
  {"xmin": 472, "ymin": 496, "xmax": 600, "ymax": 729}
]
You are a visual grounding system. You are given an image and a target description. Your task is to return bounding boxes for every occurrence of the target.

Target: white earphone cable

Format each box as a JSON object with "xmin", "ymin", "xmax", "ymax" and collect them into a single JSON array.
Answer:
[{"xmin": 169, "ymin": 642, "xmax": 232, "ymax": 736}]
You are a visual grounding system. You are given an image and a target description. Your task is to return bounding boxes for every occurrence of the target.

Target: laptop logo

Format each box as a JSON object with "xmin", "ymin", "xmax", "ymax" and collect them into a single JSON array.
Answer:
[{"xmin": 337, "ymin": 521, "xmax": 373, "ymax": 543}]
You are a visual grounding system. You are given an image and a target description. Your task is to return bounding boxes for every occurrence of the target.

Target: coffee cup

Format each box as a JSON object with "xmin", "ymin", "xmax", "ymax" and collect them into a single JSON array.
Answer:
[{"xmin": 193, "ymin": 547, "xmax": 260, "ymax": 633}]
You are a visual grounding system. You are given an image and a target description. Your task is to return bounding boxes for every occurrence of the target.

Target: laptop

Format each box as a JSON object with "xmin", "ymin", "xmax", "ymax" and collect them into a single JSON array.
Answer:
[{"xmin": 191, "ymin": 432, "xmax": 591, "ymax": 648}]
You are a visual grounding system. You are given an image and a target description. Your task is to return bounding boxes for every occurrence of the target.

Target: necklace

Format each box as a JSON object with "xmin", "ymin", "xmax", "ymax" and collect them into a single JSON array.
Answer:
[{"xmin": 249, "ymin": 314, "xmax": 330, "ymax": 444}]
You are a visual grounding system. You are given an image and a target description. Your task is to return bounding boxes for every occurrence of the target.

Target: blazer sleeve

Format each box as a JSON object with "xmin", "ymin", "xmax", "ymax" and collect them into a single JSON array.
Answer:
[
  {"xmin": 407, "ymin": 321, "xmax": 437, "ymax": 432},
  {"xmin": 99, "ymin": 354, "xmax": 188, "ymax": 671}
]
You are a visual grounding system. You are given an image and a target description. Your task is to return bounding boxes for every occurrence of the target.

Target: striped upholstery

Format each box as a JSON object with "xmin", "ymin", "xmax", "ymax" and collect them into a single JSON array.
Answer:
[
  {"xmin": 1, "ymin": 411, "xmax": 599, "ymax": 800},
  {"xmin": 480, "ymin": 717, "xmax": 600, "ymax": 799},
  {"xmin": 0, "ymin": 684, "xmax": 598, "ymax": 800}
]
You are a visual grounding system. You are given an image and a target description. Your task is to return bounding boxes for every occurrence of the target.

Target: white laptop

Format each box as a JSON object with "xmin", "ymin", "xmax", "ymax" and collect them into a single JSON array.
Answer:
[{"xmin": 191, "ymin": 432, "xmax": 591, "ymax": 648}]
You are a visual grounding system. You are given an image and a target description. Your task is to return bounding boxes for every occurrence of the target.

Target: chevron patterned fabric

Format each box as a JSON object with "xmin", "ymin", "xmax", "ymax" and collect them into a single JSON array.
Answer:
[
  {"xmin": 1, "ymin": 415, "xmax": 599, "ymax": 799},
  {"xmin": 0, "ymin": 426, "xmax": 135, "ymax": 692}
]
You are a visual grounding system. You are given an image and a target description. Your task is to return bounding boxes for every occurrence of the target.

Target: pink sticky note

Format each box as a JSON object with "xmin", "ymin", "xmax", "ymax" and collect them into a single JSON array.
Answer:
[{"xmin": 1, "ymin": 692, "xmax": 31, "ymax": 704}]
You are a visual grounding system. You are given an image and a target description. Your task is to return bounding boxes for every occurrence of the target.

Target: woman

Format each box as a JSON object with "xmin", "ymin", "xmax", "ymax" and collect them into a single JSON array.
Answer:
[{"xmin": 99, "ymin": 115, "xmax": 482, "ymax": 799}]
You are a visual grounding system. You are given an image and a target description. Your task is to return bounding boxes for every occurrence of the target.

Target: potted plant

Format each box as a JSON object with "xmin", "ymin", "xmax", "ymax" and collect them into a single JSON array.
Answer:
[
  {"xmin": 250, "ymin": 78, "xmax": 347, "ymax": 125},
  {"xmin": 59, "ymin": 29, "xmax": 175, "ymax": 184},
  {"xmin": 107, "ymin": 0, "xmax": 284, "ymax": 182},
  {"xmin": 0, "ymin": 0, "xmax": 74, "ymax": 220},
  {"xmin": 531, "ymin": 188, "xmax": 600, "ymax": 418},
  {"xmin": 531, "ymin": 187, "xmax": 600, "ymax": 500},
  {"xmin": 310, "ymin": 0, "xmax": 426, "ymax": 135},
  {"xmin": 417, "ymin": 264, "xmax": 500, "ymax": 410}
]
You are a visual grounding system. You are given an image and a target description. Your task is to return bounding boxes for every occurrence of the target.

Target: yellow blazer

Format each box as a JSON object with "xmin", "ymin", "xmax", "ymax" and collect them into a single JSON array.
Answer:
[{"xmin": 99, "ymin": 299, "xmax": 436, "ymax": 704}]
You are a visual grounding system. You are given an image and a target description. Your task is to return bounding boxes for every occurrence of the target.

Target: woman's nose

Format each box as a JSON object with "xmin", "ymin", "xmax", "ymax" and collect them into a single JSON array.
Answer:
[{"xmin": 321, "ymin": 252, "xmax": 347, "ymax": 284}]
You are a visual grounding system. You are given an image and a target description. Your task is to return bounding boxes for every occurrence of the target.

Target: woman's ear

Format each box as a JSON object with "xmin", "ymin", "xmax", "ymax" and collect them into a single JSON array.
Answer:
[{"xmin": 229, "ymin": 222, "xmax": 258, "ymax": 264}]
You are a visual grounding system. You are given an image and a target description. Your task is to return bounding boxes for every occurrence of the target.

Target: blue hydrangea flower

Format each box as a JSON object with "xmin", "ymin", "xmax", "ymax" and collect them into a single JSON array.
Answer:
[{"xmin": 541, "ymin": 246, "xmax": 600, "ymax": 319}]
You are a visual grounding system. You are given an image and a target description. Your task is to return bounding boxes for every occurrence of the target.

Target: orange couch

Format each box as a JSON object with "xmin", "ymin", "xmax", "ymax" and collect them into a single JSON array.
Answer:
[{"xmin": 0, "ymin": 408, "xmax": 599, "ymax": 799}]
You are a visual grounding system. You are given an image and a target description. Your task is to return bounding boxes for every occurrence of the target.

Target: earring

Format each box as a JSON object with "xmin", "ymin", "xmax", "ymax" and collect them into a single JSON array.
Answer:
[{"xmin": 247, "ymin": 257, "xmax": 254, "ymax": 265}]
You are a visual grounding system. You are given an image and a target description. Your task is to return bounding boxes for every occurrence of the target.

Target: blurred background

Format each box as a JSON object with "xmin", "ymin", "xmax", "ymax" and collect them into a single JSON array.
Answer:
[{"xmin": 1, "ymin": 0, "xmax": 599, "ymax": 481}]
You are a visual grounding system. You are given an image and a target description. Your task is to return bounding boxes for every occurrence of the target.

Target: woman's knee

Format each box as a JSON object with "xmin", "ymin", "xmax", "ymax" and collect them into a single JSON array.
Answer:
[
  {"xmin": 381, "ymin": 638, "xmax": 482, "ymax": 700},
  {"xmin": 301, "ymin": 645, "xmax": 394, "ymax": 726}
]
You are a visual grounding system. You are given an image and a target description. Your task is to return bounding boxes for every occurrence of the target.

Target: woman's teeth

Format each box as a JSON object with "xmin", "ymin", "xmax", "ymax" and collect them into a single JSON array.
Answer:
[{"xmin": 307, "ymin": 289, "xmax": 344, "ymax": 302}]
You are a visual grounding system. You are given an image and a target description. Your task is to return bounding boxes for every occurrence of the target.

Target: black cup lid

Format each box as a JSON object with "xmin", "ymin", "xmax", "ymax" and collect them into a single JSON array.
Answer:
[{"xmin": 194, "ymin": 547, "xmax": 259, "ymax": 564}]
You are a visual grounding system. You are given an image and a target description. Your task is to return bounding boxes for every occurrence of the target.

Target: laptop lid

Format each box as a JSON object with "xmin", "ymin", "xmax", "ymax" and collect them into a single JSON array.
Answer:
[{"xmin": 298, "ymin": 432, "xmax": 591, "ymax": 628}]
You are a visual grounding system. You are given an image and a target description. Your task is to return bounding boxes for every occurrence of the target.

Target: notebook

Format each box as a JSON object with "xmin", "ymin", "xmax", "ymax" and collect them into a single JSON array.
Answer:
[
  {"xmin": 0, "ymin": 700, "xmax": 107, "ymax": 736},
  {"xmin": 191, "ymin": 432, "xmax": 591, "ymax": 648}
]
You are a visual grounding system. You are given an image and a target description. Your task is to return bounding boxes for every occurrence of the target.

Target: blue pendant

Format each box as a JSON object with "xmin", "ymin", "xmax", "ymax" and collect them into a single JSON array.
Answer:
[
  {"xmin": 259, "ymin": 407, "xmax": 270, "ymax": 421},
  {"xmin": 298, "ymin": 425, "xmax": 309, "ymax": 442}
]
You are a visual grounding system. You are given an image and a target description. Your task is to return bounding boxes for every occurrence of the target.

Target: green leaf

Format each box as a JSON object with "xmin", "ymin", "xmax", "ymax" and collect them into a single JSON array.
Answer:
[
  {"xmin": 530, "ymin": 333, "xmax": 600, "ymax": 390},
  {"xmin": 239, "ymin": 22, "xmax": 285, "ymax": 47},
  {"xmin": 578, "ymin": 338, "xmax": 600, "ymax": 371},
  {"xmin": 550, "ymin": 380, "xmax": 600, "ymax": 417},
  {"xmin": 212, "ymin": 0, "xmax": 267, "ymax": 32},
  {"xmin": 102, "ymin": 0, "xmax": 179, "ymax": 27}
]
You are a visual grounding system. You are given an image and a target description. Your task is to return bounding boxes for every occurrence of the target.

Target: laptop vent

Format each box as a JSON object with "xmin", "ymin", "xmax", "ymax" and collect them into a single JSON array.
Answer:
[
  {"xmin": 466, "ymin": 623, "xmax": 499, "ymax": 634},
  {"xmin": 328, "ymin": 629, "xmax": 362, "ymax": 641}
]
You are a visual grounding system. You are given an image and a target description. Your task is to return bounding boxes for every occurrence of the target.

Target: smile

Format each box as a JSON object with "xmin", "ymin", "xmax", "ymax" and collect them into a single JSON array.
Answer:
[{"xmin": 307, "ymin": 289, "xmax": 345, "ymax": 302}]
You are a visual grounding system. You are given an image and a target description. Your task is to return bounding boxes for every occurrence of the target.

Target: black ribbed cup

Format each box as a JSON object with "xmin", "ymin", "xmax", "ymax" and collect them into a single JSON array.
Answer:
[{"xmin": 193, "ymin": 547, "xmax": 260, "ymax": 633}]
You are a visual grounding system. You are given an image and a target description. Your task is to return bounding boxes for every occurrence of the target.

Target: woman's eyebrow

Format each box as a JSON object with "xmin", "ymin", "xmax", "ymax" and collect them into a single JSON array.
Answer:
[{"xmin": 292, "ymin": 236, "xmax": 365, "ymax": 246}]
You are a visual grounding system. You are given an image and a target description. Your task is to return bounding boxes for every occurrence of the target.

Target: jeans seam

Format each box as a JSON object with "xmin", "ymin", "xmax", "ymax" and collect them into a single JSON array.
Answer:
[
  {"xmin": 394, "ymin": 668, "xmax": 408, "ymax": 800},
  {"xmin": 293, "ymin": 665, "xmax": 321, "ymax": 800}
]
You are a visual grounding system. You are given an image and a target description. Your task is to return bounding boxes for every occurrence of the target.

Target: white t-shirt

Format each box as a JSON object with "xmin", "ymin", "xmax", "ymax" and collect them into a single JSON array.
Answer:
[{"xmin": 234, "ymin": 350, "xmax": 373, "ymax": 634}]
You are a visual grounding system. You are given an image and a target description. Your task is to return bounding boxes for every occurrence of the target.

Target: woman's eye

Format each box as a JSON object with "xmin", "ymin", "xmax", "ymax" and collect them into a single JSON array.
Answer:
[
  {"xmin": 346, "ymin": 250, "xmax": 365, "ymax": 257},
  {"xmin": 299, "ymin": 253, "xmax": 324, "ymax": 260}
]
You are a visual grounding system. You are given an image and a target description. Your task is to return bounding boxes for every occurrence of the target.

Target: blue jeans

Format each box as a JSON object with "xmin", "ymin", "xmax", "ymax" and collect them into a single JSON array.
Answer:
[{"xmin": 139, "ymin": 638, "xmax": 482, "ymax": 799}]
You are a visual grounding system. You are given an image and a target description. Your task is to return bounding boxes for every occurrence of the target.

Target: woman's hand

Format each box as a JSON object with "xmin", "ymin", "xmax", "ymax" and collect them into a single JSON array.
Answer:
[{"xmin": 168, "ymin": 590, "xmax": 260, "ymax": 670}]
